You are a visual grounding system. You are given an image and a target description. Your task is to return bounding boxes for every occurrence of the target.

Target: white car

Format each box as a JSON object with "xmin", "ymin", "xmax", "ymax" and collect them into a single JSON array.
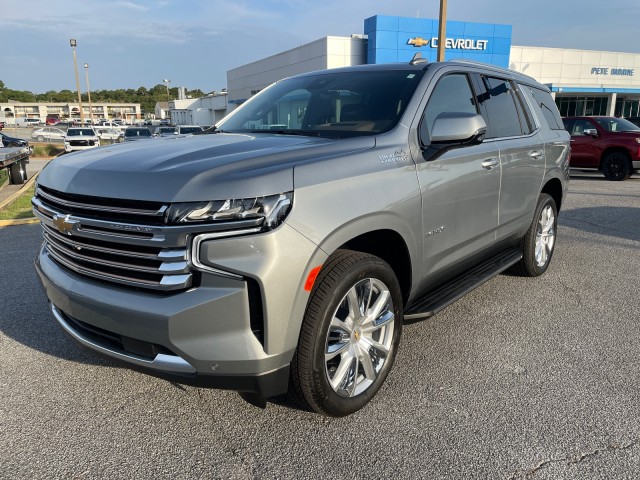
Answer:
[
  {"xmin": 63, "ymin": 128, "xmax": 101, "ymax": 152},
  {"xmin": 31, "ymin": 127, "xmax": 66, "ymax": 142},
  {"xmin": 96, "ymin": 128, "xmax": 123, "ymax": 141}
]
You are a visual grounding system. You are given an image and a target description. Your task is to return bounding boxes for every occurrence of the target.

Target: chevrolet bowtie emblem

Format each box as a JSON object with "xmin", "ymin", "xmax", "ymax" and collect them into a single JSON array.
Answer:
[
  {"xmin": 408, "ymin": 37, "xmax": 430, "ymax": 47},
  {"xmin": 52, "ymin": 214, "xmax": 78, "ymax": 236}
]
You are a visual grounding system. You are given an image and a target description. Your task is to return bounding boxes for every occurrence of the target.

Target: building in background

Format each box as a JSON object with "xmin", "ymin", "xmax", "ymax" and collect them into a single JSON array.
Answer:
[
  {"xmin": 0, "ymin": 101, "xmax": 141, "ymax": 124},
  {"xmin": 224, "ymin": 14, "xmax": 640, "ymax": 118},
  {"xmin": 168, "ymin": 92, "xmax": 228, "ymax": 126}
]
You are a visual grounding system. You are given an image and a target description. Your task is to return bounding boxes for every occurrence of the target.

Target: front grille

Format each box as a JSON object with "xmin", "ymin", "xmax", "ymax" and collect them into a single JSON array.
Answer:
[
  {"xmin": 34, "ymin": 186, "xmax": 192, "ymax": 292},
  {"xmin": 69, "ymin": 139, "xmax": 96, "ymax": 146}
]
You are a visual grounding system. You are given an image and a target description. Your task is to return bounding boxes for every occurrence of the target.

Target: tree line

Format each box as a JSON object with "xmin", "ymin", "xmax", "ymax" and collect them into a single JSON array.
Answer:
[{"xmin": 0, "ymin": 80, "xmax": 206, "ymax": 115}]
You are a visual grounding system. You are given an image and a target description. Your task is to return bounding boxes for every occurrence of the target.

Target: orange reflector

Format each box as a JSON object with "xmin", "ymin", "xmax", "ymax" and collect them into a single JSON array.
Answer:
[{"xmin": 304, "ymin": 265, "xmax": 322, "ymax": 291}]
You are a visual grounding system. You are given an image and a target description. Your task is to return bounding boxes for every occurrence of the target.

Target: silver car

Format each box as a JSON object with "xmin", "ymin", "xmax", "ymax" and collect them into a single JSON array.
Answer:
[
  {"xmin": 34, "ymin": 59, "xmax": 569, "ymax": 416},
  {"xmin": 31, "ymin": 127, "xmax": 66, "ymax": 142}
]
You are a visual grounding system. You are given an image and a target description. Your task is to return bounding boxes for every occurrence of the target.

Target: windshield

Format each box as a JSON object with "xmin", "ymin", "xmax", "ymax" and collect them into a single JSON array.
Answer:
[
  {"xmin": 595, "ymin": 117, "xmax": 640, "ymax": 132},
  {"xmin": 67, "ymin": 129, "xmax": 96, "ymax": 136},
  {"xmin": 217, "ymin": 69, "xmax": 425, "ymax": 138}
]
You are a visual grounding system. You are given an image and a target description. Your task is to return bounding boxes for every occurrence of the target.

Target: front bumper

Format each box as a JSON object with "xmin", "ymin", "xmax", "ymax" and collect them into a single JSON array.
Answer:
[{"xmin": 35, "ymin": 222, "xmax": 324, "ymax": 397}]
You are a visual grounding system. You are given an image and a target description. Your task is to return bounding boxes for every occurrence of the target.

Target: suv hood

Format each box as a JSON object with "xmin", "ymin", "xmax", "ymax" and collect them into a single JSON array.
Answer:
[{"xmin": 38, "ymin": 133, "xmax": 375, "ymax": 201}]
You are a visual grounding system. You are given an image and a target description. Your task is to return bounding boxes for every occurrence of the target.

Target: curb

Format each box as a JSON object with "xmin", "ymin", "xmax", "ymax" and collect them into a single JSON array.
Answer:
[
  {"xmin": 0, "ymin": 218, "xmax": 40, "ymax": 227},
  {"xmin": 0, "ymin": 173, "xmax": 39, "ymax": 211}
]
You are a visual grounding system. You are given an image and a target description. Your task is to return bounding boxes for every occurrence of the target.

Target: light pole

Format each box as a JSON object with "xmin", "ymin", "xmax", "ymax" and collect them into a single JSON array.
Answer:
[
  {"xmin": 163, "ymin": 79, "xmax": 171, "ymax": 103},
  {"xmin": 70, "ymin": 39, "xmax": 85, "ymax": 124},
  {"xmin": 84, "ymin": 63, "xmax": 94, "ymax": 125},
  {"xmin": 163, "ymin": 79, "xmax": 171, "ymax": 122}
]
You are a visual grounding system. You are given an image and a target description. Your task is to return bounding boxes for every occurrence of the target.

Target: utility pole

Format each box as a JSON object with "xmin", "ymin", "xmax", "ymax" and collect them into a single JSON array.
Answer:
[
  {"xmin": 70, "ymin": 39, "xmax": 85, "ymax": 124},
  {"xmin": 437, "ymin": 0, "xmax": 448, "ymax": 62}
]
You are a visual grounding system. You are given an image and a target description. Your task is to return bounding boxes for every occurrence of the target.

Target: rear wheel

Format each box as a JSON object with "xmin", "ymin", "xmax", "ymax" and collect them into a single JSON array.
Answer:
[
  {"xmin": 291, "ymin": 250, "xmax": 403, "ymax": 416},
  {"xmin": 511, "ymin": 193, "xmax": 557, "ymax": 277},
  {"xmin": 9, "ymin": 160, "xmax": 27, "ymax": 185},
  {"xmin": 601, "ymin": 151, "xmax": 631, "ymax": 181}
]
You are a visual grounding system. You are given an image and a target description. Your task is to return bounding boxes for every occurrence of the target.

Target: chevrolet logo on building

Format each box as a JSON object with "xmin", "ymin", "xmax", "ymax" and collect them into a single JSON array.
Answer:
[
  {"xmin": 52, "ymin": 214, "xmax": 78, "ymax": 236},
  {"xmin": 407, "ymin": 37, "xmax": 430, "ymax": 47}
]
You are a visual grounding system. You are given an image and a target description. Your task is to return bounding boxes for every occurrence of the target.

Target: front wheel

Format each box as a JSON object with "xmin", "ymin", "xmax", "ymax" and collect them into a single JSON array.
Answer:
[
  {"xmin": 601, "ymin": 151, "xmax": 631, "ymax": 181},
  {"xmin": 291, "ymin": 250, "xmax": 403, "ymax": 416},
  {"xmin": 37, "ymin": 135, "xmax": 45, "ymax": 142},
  {"xmin": 511, "ymin": 193, "xmax": 558, "ymax": 277}
]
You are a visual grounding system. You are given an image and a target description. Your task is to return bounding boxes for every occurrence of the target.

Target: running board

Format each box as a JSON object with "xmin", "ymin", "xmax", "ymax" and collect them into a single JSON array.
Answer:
[{"xmin": 404, "ymin": 248, "xmax": 522, "ymax": 320}]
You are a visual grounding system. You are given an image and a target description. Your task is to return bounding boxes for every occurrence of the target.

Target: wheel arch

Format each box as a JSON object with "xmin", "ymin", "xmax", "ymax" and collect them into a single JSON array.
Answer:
[
  {"xmin": 541, "ymin": 177, "xmax": 564, "ymax": 213},
  {"xmin": 322, "ymin": 226, "xmax": 415, "ymax": 306}
]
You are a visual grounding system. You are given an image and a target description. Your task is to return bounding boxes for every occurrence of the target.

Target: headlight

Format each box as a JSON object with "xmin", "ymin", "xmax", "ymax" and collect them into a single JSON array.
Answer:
[
  {"xmin": 165, "ymin": 192, "xmax": 293, "ymax": 230},
  {"xmin": 635, "ymin": 137, "xmax": 640, "ymax": 144}
]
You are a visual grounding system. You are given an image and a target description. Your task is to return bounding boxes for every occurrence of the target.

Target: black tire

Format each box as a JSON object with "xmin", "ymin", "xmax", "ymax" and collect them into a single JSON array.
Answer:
[
  {"xmin": 37, "ymin": 135, "xmax": 45, "ymax": 142},
  {"xmin": 290, "ymin": 249, "xmax": 403, "ymax": 416},
  {"xmin": 511, "ymin": 193, "xmax": 557, "ymax": 277},
  {"xmin": 601, "ymin": 151, "xmax": 631, "ymax": 181},
  {"xmin": 8, "ymin": 160, "xmax": 27, "ymax": 185}
]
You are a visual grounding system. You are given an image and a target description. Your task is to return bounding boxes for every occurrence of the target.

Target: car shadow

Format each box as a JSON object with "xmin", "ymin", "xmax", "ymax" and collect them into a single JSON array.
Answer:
[
  {"xmin": 559, "ymin": 206, "xmax": 640, "ymax": 242},
  {"xmin": 0, "ymin": 224, "xmax": 119, "ymax": 367}
]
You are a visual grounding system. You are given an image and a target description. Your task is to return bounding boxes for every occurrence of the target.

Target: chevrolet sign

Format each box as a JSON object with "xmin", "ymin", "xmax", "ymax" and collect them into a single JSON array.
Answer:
[{"xmin": 408, "ymin": 37, "xmax": 488, "ymax": 51}]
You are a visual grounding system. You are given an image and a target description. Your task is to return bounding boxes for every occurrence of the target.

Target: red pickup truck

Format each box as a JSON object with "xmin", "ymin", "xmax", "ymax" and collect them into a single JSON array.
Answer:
[{"xmin": 562, "ymin": 116, "xmax": 640, "ymax": 180}]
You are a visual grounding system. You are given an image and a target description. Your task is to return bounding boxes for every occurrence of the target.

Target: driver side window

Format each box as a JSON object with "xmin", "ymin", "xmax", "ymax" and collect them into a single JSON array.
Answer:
[{"xmin": 420, "ymin": 73, "xmax": 478, "ymax": 144}]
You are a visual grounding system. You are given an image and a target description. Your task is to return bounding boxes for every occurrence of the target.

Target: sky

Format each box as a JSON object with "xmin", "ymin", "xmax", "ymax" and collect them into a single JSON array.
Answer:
[{"xmin": 2, "ymin": 0, "xmax": 639, "ymax": 94}]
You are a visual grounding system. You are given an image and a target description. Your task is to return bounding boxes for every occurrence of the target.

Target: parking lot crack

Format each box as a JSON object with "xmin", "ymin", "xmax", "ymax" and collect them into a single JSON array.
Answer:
[{"xmin": 508, "ymin": 440, "xmax": 638, "ymax": 479}]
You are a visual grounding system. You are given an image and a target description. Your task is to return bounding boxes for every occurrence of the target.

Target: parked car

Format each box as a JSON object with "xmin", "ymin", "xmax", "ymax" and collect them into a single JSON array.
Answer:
[
  {"xmin": 63, "ymin": 128, "xmax": 100, "ymax": 152},
  {"xmin": 176, "ymin": 125, "xmax": 203, "ymax": 135},
  {"xmin": 562, "ymin": 116, "xmax": 640, "ymax": 180},
  {"xmin": 32, "ymin": 59, "xmax": 569, "ymax": 417},
  {"xmin": 123, "ymin": 127, "xmax": 153, "ymax": 142},
  {"xmin": 96, "ymin": 128, "xmax": 124, "ymax": 141},
  {"xmin": 0, "ymin": 121, "xmax": 4, "ymax": 130},
  {"xmin": 46, "ymin": 117, "xmax": 60, "ymax": 126},
  {"xmin": 32, "ymin": 127, "xmax": 66, "ymax": 142},
  {"xmin": 153, "ymin": 126, "xmax": 177, "ymax": 137},
  {"xmin": 0, "ymin": 131, "xmax": 31, "ymax": 150}
]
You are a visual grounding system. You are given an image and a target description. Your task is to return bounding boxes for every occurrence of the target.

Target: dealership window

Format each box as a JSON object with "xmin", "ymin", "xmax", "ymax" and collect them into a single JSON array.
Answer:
[{"xmin": 555, "ymin": 96, "xmax": 608, "ymax": 117}]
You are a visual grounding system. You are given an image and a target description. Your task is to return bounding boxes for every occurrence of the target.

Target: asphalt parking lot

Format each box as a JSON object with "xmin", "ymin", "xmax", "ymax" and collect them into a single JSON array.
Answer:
[{"xmin": 1, "ymin": 172, "xmax": 639, "ymax": 479}]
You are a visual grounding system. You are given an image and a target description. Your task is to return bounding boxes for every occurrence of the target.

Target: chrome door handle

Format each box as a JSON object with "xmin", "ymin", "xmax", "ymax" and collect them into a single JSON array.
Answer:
[
  {"xmin": 529, "ymin": 150, "xmax": 544, "ymax": 159},
  {"xmin": 481, "ymin": 158, "xmax": 499, "ymax": 170}
]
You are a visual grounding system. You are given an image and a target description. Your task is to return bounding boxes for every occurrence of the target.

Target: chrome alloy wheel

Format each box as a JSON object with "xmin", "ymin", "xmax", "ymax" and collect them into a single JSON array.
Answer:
[
  {"xmin": 324, "ymin": 277, "xmax": 395, "ymax": 398},
  {"xmin": 535, "ymin": 205, "xmax": 555, "ymax": 268}
]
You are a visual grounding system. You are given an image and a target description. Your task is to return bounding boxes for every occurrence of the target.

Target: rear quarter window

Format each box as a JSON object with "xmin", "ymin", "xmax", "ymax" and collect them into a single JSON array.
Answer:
[{"xmin": 527, "ymin": 87, "xmax": 564, "ymax": 130}]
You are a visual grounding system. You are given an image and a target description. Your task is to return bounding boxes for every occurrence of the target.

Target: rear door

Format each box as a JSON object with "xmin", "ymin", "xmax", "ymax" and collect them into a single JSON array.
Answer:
[{"xmin": 471, "ymin": 74, "xmax": 545, "ymax": 239}]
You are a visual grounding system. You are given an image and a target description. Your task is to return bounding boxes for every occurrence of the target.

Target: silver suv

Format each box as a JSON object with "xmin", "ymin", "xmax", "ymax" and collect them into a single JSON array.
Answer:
[{"xmin": 33, "ymin": 59, "xmax": 569, "ymax": 416}]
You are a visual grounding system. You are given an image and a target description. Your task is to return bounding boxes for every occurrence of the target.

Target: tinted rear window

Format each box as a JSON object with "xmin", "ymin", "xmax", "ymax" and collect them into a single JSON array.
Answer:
[
  {"xmin": 527, "ymin": 87, "xmax": 564, "ymax": 130},
  {"xmin": 476, "ymin": 76, "xmax": 523, "ymax": 139}
]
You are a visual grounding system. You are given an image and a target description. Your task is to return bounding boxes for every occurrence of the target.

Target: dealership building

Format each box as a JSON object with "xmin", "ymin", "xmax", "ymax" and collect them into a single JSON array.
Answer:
[{"xmin": 225, "ymin": 14, "xmax": 640, "ymax": 119}]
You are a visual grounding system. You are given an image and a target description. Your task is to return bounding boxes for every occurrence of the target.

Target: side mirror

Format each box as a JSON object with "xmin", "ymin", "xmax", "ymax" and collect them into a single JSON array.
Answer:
[
  {"xmin": 422, "ymin": 112, "xmax": 487, "ymax": 161},
  {"xmin": 430, "ymin": 112, "xmax": 487, "ymax": 144},
  {"xmin": 583, "ymin": 128, "xmax": 598, "ymax": 137}
]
